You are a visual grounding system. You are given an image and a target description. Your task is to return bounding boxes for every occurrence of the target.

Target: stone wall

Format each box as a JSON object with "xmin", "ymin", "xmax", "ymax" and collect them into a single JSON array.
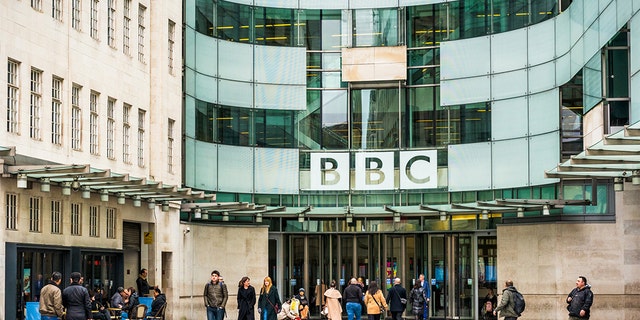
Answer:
[{"xmin": 495, "ymin": 183, "xmax": 640, "ymax": 319}]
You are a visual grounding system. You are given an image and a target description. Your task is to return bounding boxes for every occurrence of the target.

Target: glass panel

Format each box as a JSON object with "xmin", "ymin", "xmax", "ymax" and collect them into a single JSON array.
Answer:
[
  {"xmin": 195, "ymin": 99, "xmax": 215, "ymax": 142},
  {"xmin": 215, "ymin": 0, "xmax": 251, "ymax": 43},
  {"xmin": 218, "ymin": 41, "xmax": 253, "ymax": 82},
  {"xmin": 255, "ymin": 109, "xmax": 296, "ymax": 148},
  {"xmin": 195, "ymin": 33, "xmax": 218, "ymax": 75},
  {"xmin": 356, "ymin": 236, "xmax": 368, "ymax": 285},
  {"xmin": 406, "ymin": 87, "xmax": 438, "ymax": 148},
  {"xmin": 447, "ymin": 142, "xmax": 492, "ymax": 192},
  {"xmin": 301, "ymin": 10, "xmax": 342, "ymax": 50},
  {"xmin": 255, "ymin": 46, "xmax": 306, "ymax": 85},
  {"xmin": 569, "ymin": 1, "xmax": 584, "ymax": 48},
  {"xmin": 491, "ymin": 28, "xmax": 527, "ymax": 74},
  {"xmin": 322, "ymin": 72, "xmax": 343, "ymax": 89},
  {"xmin": 218, "ymin": 79, "xmax": 253, "ymax": 107},
  {"xmin": 290, "ymin": 235, "xmax": 305, "ymax": 298},
  {"xmin": 352, "ymin": 88, "xmax": 400, "ymax": 149},
  {"xmin": 491, "ymin": 97, "xmax": 527, "ymax": 141},
  {"xmin": 254, "ymin": 148, "xmax": 299, "ymax": 194},
  {"xmin": 491, "ymin": 69, "xmax": 527, "ymax": 101},
  {"xmin": 340, "ymin": 236, "xmax": 354, "ymax": 287},
  {"xmin": 609, "ymin": 100, "xmax": 629, "ymax": 127},
  {"xmin": 217, "ymin": 105, "xmax": 251, "ymax": 146},
  {"xmin": 440, "ymin": 36, "xmax": 490, "ymax": 80},
  {"xmin": 385, "ymin": 236, "xmax": 402, "ymax": 291},
  {"xmin": 492, "ymin": 0, "xmax": 529, "ymax": 33},
  {"xmin": 408, "ymin": 48, "xmax": 439, "ymax": 68},
  {"xmin": 194, "ymin": 141, "xmax": 218, "ymax": 190},
  {"xmin": 322, "ymin": 90, "xmax": 349, "ymax": 149},
  {"xmin": 477, "ymin": 236, "xmax": 497, "ymax": 309},
  {"xmin": 430, "ymin": 236, "xmax": 445, "ymax": 318},
  {"xmin": 458, "ymin": 0, "xmax": 490, "ymax": 38},
  {"xmin": 585, "ymin": 184, "xmax": 608, "ymax": 214},
  {"xmin": 527, "ymin": 62, "xmax": 556, "ymax": 94},
  {"xmin": 530, "ymin": 0, "xmax": 557, "ymax": 25},
  {"xmin": 455, "ymin": 236, "xmax": 472, "ymax": 317},
  {"xmin": 448, "ymin": 102, "xmax": 491, "ymax": 144},
  {"xmin": 299, "ymin": 91, "xmax": 322, "ymax": 149},
  {"xmin": 492, "ymin": 138, "xmax": 529, "ymax": 189},
  {"xmin": 195, "ymin": 72, "xmax": 218, "ymax": 103},
  {"xmin": 583, "ymin": 53, "xmax": 602, "ymax": 112},
  {"xmin": 440, "ymin": 76, "xmax": 491, "ymax": 106},
  {"xmin": 352, "ymin": 8, "xmax": 398, "ymax": 47},
  {"xmin": 407, "ymin": 4, "xmax": 450, "ymax": 48},
  {"xmin": 555, "ymin": 11, "xmax": 571, "ymax": 57},
  {"xmin": 607, "ymin": 49, "xmax": 630, "ymax": 98},
  {"xmin": 530, "ymin": 88, "xmax": 560, "ymax": 136},
  {"xmin": 255, "ymin": 6, "xmax": 295, "ymax": 46}
]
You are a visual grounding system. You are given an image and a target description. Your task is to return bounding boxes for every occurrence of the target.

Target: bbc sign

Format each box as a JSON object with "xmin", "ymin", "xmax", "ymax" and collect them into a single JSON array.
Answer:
[{"xmin": 309, "ymin": 150, "xmax": 437, "ymax": 191}]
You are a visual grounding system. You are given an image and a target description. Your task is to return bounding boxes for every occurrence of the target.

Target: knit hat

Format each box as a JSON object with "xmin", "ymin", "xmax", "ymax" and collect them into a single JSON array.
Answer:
[{"xmin": 299, "ymin": 288, "xmax": 305, "ymax": 292}]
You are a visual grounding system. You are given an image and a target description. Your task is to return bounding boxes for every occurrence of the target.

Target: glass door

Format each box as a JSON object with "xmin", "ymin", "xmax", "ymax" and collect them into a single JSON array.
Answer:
[{"xmin": 430, "ymin": 234, "xmax": 474, "ymax": 319}]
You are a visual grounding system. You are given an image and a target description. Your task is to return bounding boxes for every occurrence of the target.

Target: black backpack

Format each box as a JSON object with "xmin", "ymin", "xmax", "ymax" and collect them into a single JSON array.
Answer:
[{"xmin": 512, "ymin": 290, "xmax": 525, "ymax": 316}]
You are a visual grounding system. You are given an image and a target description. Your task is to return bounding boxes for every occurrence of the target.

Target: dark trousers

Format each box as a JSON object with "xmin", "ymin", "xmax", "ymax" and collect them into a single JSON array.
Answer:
[
  {"xmin": 504, "ymin": 317, "xmax": 517, "ymax": 320},
  {"xmin": 390, "ymin": 311, "xmax": 403, "ymax": 320}
]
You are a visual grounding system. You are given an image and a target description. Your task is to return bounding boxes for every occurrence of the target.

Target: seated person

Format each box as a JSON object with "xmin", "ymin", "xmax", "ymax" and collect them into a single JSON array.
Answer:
[
  {"xmin": 121, "ymin": 287, "xmax": 140, "ymax": 318},
  {"xmin": 147, "ymin": 287, "xmax": 167, "ymax": 317},
  {"xmin": 294, "ymin": 288, "xmax": 309, "ymax": 320},
  {"xmin": 90, "ymin": 289, "xmax": 111, "ymax": 320}
]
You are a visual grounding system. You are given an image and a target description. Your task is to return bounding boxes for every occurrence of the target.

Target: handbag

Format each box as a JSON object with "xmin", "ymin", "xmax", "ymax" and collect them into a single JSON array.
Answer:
[
  {"xmin": 372, "ymin": 292, "xmax": 385, "ymax": 313},
  {"xmin": 320, "ymin": 306, "xmax": 329, "ymax": 316},
  {"xmin": 394, "ymin": 288, "xmax": 407, "ymax": 305}
]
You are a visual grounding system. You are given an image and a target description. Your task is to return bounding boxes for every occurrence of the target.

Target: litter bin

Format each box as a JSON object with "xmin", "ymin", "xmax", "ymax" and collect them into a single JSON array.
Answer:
[{"xmin": 26, "ymin": 301, "xmax": 40, "ymax": 320}]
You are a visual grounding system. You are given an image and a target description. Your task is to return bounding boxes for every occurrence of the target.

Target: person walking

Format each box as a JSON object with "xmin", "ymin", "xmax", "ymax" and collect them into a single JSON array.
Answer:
[
  {"xmin": 258, "ymin": 276, "xmax": 281, "ymax": 320},
  {"xmin": 566, "ymin": 276, "xmax": 593, "ymax": 320},
  {"xmin": 363, "ymin": 281, "xmax": 387, "ymax": 320},
  {"xmin": 418, "ymin": 274, "xmax": 431, "ymax": 320},
  {"xmin": 343, "ymin": 278, "xmax": 364, "ymax": 320},
  {"xmin": 38, "ymin": 271, "xmax": 64, "ymax": 320},
  {"xmin": 237, "ymin": 276, "xmax": 256, "ymax": 320},
  {"xmin": 386, "ymin": 278, "xmax": 407, "ymax": 320},
  {"xmin": 493, "ymin": 280, "xmax": 519, "ymax": 320},
  {"xmin": 409, "ymin": 282, "xmax": 425, "ymax": 320},
  {"xmin": 323, "ymin": 280, "xmax": 342, "ymax": 320},
  {"xmin": 61, "ymin": 272, "xmax": 92, "ymax": 320},
  {"xmin": 205, "ymin": 270, "xmax": 229, "ymax": 320}
]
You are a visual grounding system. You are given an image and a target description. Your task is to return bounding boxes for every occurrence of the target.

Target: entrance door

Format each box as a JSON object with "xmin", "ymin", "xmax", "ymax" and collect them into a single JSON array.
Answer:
[{"xmin": 430, "ymin": 234, "xmax": 473, "ymax": 319}]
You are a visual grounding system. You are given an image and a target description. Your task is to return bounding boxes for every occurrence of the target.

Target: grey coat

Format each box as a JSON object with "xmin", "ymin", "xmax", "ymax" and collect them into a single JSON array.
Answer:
[{"xmin": 494, "ymin": 287, "xmax": 518, "ymax": 318}]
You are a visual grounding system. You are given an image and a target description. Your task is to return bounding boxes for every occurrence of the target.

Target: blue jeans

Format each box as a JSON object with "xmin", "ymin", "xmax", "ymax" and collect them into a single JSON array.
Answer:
[
  {"xmin": 207, "ymin": 306, "xmax": 225, "ymax": 320},
  {"xmin": 41, "ymin": 316, "xmax": 60, "ymax": 320},
  {"xmin": 346, "ymin": 302, "xmax": 362, "ymax": 320}
]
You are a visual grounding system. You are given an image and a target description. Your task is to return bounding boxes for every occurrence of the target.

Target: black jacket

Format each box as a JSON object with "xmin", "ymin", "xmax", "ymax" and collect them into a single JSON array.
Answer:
[
  {"xmin": 150, "ymin": 293, "xmax": 167, "ymax": 316},
  {"xmin": 62, "ymin": 282, "xmax": 92, "ymax": 320},
  {"xmin": 122, "ymin": 292, "xmax": 140, "ymax": 314},
  {"xmin": 343, "ymin": 284, "xmax": 363, "ymax": 303},
  {"xmin": 567, "ymin": 285, "xmax": 593, "ymax": 318},
  {"xmin": 386, "ymin": 284, "xmax": 407, "ymax": 312}
]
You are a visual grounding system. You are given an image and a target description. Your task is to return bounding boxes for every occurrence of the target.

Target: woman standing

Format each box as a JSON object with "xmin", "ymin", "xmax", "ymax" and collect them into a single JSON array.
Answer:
[
  {"xmin": 258, "ymin": 276, "xmax": 281, "ymax": 320},
  {"xmin": 409, "ymin": 282, "xmax": 425, "ymax": 320},
  {"xmin": 323, "ymin": 280, "xmax": 342, "ymax": 320},
  {"xmin": 238, "ymin": 277, "xmax": 256, "ymax": 320},
  {"xmin": 364, "ymin": 281, "xmax": 387, "ymax": 320}
]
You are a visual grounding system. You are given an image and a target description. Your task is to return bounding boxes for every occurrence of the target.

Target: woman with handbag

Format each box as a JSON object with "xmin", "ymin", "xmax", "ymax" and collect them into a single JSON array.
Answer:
[
  {"xmin": 258, "ymin": 277, "xmax": 282, "ymax": 320},
  {"xmin": 364, "ymin": 281, "xmax": 388, "ymax": 320},
  {"xmin": 323, "ymin": 280, "xmax": 342, "ymax": 320}
]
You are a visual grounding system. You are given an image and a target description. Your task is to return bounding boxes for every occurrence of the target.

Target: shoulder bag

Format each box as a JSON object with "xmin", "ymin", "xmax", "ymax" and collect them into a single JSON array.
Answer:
[{"xmin": 394, "ymin": 288, "xmax": 407, "ymax": 305}]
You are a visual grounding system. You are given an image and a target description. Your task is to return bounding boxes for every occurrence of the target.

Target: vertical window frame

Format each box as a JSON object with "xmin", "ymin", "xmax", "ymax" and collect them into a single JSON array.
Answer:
[
  {"xmin": 5, "ymin": 193, "xmax": 18, "ymax": 230},
  {"xmin": 168, "ymin": 20, "xmax": 176, "ymax": 74},
  {"xmin": 52, "ymin": 0, "xmax": 63, "ymax": 21},
  {"xmin": 89, "ymin": 205, "xmax": 99, "ymax": 237},
  {"xmin": 123, "ymin": 104, "xmax": 131, "ymax": 164},
  {"xmin": 7, "ymin": 59, "xmax": 20, "ymax": 134},
  {"xmin": 168, "ymin": 118, "xmax": 175, "ymax": 173},
  {"xmin": 108, "ymin": 0, "xmax": 117, "ymax": 47},
  {"xmin": 137, "ymin": 4, "xmax": 147, "ymax": 63},
  {"xmin": 29, "ymin": 196, "xmax": 42, "ymax": 233},
  {"xmin": 70, "ymin": 203, "xmax": 82, "ymax": 236},
  {"xmin": 107, "ymin": 98, "xmax": 116, "ymax": 159},
  {"xmin": 71, "ymin": 85, "xmax": 82, "ymax": 150},
  {"xmin": 30, "ymin": 68, "xmax": 43, "ymax": 140},
  {"xmin": 106, "ymin": 207, "xmax": 116, "ymax": 239},
  {"xmin": 137, "ymin": 109, "xmax": 146, "ymax": 167},
  {"xmin": 51, "ymin": 200, "xmax": 62, "ymax": 234},
  {"xmin": 51, "ymin": 76, "xmax": 63, "ymax": 145},
  {"xmin": 90, "ymin": 91, "xmax": 100, "ymax": 155},
  {"xmin": 91, "ymin": 0, "xmax": 100, "ymax": 40},
  {"xmin": 72, "ymin": 0, "xmax": 81, "ymax": 30},
  {"xmin": 123, "ymin": 0, "xmax": 131, "ymax": 55}
]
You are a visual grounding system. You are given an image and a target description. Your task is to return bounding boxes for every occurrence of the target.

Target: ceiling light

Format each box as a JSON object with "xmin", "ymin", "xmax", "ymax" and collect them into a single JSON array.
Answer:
[
  {"xmin": 542, "ymin": 204, "xmax": 550, "ymax": 216},
  {"xmin": 81, "ymin": 186, "xmax": 91, "ymax": 199},
  {"xmin": 117, "ymin": 193, "xmax": 126, "ymax": 205},
  {"xmin": 40, "ymin": 178, "xmax": 50, "ymax": 192},
  {"xmin": 162, "ymin": 201, "xmax": 169, "ymax": 212},
  {"xmin": 71, "ymin": 179, "xmax": 80, "ymax": 191},
  {"xmin": 193, "ymin": 207, "xmax": 202, "ymax": 219},
  {"xmin": 100, "ymin": 189, "xmax": 109, "ymax": 202},
  {"xmin": 614, "ymin": 177, "xmax": 624, "ymax": 192},
  {"xmin": 61, "ymin": 182, "xmax": 72, "ymax": 196},
  {"xmin": 439, "ymin": 211, "xmax": 447, "ymax": 221},
  {"xmin": 393, "ymin": 212, "xmax": 401, "ymax": 223},
  {"xmin": 222, "ymin": 211, "xmax": 229, "ymax": 221},
  {"xmin": 133, "ymin": 196, "xmax": 142, "ymax": 207},
  {"xmin": 147, "ymin": 199, "xmax": 156, "ymax": 209},
  {"xmin": 202, "ymin": 211, "xmax": 209, "ymax": 220},
  {"xmin": 481, "ymin": 210, "xmax": 489, "ymax": 220},
  {"xmin": 297, "ymin": 213, "xmax": 305, "ymax": 223},
  {"xmin": 632, "ymin": 171, "xmax": 640, "ymax": 185},
  {"xmin": 17, "ymin": 174, "xmax": 28, "ymax": 189},
  {"xmin": 517, "ymin": 207, "xmax": 524, "ymax": 218},
  {"xmin": 346, "ymin": 213, "xmax": 353, "ymax": 224},
  {"xmin": 256, "ymin": 213, "xmax": 263, "ymax": 223}
]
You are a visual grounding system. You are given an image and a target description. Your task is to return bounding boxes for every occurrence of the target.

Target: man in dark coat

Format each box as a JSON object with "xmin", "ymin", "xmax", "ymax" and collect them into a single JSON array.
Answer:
[
  {"xmin": 148, "ymin": 287, "xmax": 167, "ymax": 317},
  {"xmin": 386, "ymin": 278, "xmax": 407, "ymax": 320},
  {"xmin": 62, "ymin": 272, "xmax": 92, "ymax": 320},
  {"xmin": 343, "ymin": 278, "xmax": 364, "ymax": 320},
  {"xmin": 566, "ymin": 276, "xmax": 593, "ymax": 319}
]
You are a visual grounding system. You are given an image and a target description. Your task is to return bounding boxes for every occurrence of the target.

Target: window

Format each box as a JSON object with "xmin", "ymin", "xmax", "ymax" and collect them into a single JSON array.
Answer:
[
  {"xmin": 138, "ymin": 5, "xmax": 146, "ymax": 62},
  {"xmin": 168, "ymin": 118, "xmax": 175, "ymax": 172},
  {"xmin": 5, "ymin": 193, "xmax": 17, "ymax": 230},
  {"xmin": 137, "ymin": 109, "xmax": 145, "ymax": 167},
  {"xmin": 89, "ymin": 206, "xmax": 99, "ymax": 237},
  {"xmin": 71, "ymin": 85, "xmax": 82, "ymax": 150},
  {"xmin": 90, "ymin": 91, "xmax": 99, "ymax": 155},
  {"xmin": 51, "ymin": 77, "xmax": 62, "ymax": 145},
  {"xmin": 168, "ymin": 20, "xmax": 175, "ymax": 74},
  {"xmin": 29, "ymin": 197, "xmax": 41, "ymax": 233},
  {"xmin": 72, "ymin": 0, "xmax": 81, "ymax": 30},
  {"xmin": 107, "ymin": 98, "xmax": 115, "ymax": 159},
  {"xmin": 106, "ymin": 207, "xmax": 116, "ymax": 239},
  {"xmin": 91, "ymin": 0, "xmax": 99, "ymax": 40},
  {"xmin": 71, "ymin": 203, "xmax": 81, "ymax": 236},
  {"xmin": 51, "ymin": 200, "xmax": 62, "ymax": 234},
  {"xmin": 7, "ymin": 59, "xmax": 20, "ymax": 133},
  {"xmin": 123, "ymin": 0, "xmax": 131, "ymax": 55},
  {"xmin": 52, "ymin": 0, "xmax": 62, "ymax": 21},
  {"xmin": 108, "ymin": 0, "xmax": 116, "ymax": 47},
  {"xmin": 123, "ymin": 104, "xmax": 131, "ymax": 163},
  {"xmin": 30, "ymin": 68, "xmax": 42, "ymax": 140},
  {"xmin": 31, "ymin": 0, "xmax": 42, "ymax": 11}
]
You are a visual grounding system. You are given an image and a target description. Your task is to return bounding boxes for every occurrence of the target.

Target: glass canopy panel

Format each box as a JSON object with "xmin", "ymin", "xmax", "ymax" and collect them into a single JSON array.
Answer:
[{"xmin": 351, "ymin": 88, "xmax": 400, "ymax": 150}]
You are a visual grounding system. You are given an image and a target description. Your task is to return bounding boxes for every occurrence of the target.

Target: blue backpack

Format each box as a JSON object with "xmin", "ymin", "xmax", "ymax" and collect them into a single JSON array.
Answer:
[{"xmin": 512, "ymin": 290, "xmax": 525, "ymax": 316}]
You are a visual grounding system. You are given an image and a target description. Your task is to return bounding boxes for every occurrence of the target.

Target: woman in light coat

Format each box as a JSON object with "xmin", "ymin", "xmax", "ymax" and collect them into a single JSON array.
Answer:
[
  {"xmin": 364, "ymin": 281, "xmax": 388, "ymax": 320},
  {"xmin": 323, "ymin": 280, "xmax": 342, "ymax": 320}
]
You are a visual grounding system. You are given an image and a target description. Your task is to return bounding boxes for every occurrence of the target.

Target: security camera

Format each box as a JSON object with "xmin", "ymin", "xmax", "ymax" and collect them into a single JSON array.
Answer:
[{"xmin": 183, "ymin": 227, "xmax": 191, "ymax": 235}]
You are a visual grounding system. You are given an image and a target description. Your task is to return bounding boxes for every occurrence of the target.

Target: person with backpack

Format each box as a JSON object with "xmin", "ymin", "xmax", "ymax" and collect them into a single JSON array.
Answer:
[{"xmin": 493, "ymin": 280, "xmax": 523, "ymax": 320}]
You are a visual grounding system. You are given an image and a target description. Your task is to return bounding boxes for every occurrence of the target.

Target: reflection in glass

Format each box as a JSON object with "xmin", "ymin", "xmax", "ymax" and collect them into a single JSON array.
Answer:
[
  {"xmin": 406, "ymin": 87, "xmax": 438, "ymax": 148},
  {"xmin": 255, "ymin": 109, "xmax": 296, "ymax": 148},
  {"xmin": 215, "ymin": 0, "xmax": 251, "ymax": 42},
  {"xmin": 352, "ymin": 89, "xmax": 399, "ymax": 149},
  {"xmin": 195, "ymin": 100, "xmax": 215, "ymax": 142},
  {"xmin": 255, "ymin": 7, "xmax": 295, "ymax": 46},
  {"xmin": 441, "ymin": 102, "xmax": 491, "ymax": 145},
  {"xmin": 217, "ymin": 105, "xmax": 251, "ymax": 146},
  {"xmin": 352, "ymin": 8, "xmax": 398, "ymax": 47},
  {"xmin": 322, "ymin": 90, "xmax": 349, "ymax": 149},
  {"xmin": 301, "ymin": 10, "xmax": 342, "ymax": 50},
  {"xmin": 407, "ymin": 4, "xmax": 451, "ymax": 47},
  {"xmin": 299, "ymin": 91, "xmax": 322, "ymax": 150},
  {"xmin": 195, "ymin": 0, "xmax": 214, "ymax": 35}
]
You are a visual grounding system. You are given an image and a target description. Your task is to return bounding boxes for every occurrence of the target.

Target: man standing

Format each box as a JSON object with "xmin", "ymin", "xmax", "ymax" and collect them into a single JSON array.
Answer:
[
  {"xmin": 62, "ymin": 272, "xmax": 92, "ymax": 320},
  {"xmin": 39, "ymin": 272, "xmax": 64, "ymax": 320},
  {"xmin": 204, "ymin": 270, "xmax": 228, "ymax": 320},
  {"xmin": 418, "ymin": 274, "xmax": 431, "ymax": 320},
  {"xmin": 343, "ymin": 278, "xmax": 363, "ymax": 320},
  {"xmin": 33, "ymin": 274, "xmax": 44, "ymax": 302},
  {"xmin": 493, "ymin": 280, "xmax": 518, "ymax": 320},
  {"xmin": 137, "ymin": 268, "xmax": 151, "ymax": 297},
  {"xmin": 386, "ymin": 278, "xmax": 407, "ymax": 320},
  {"xmin": 566, "ymin": 276, "xmax": 593, "ymax": 320}
]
